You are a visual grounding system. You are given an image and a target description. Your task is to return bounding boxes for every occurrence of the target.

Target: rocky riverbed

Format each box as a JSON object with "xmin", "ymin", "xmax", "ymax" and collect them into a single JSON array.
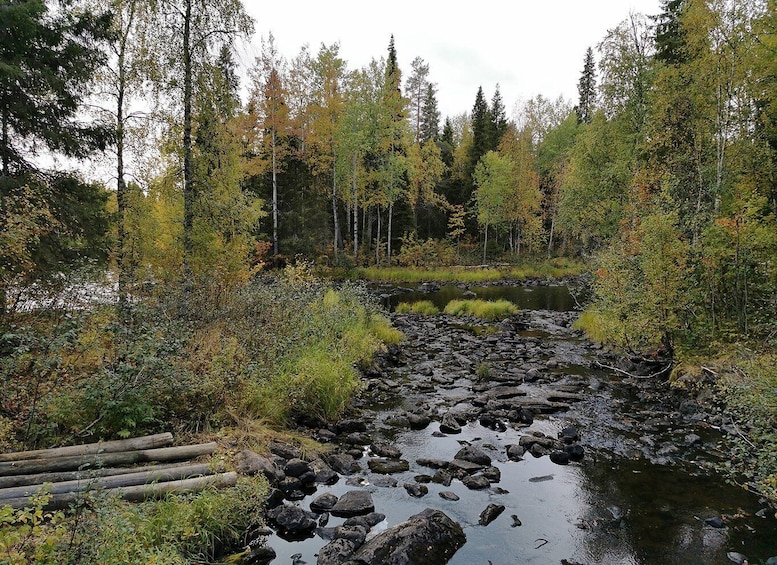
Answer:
[{"xmin": 240, "ymin": 284, "xmax": 777, "ymax": 565}]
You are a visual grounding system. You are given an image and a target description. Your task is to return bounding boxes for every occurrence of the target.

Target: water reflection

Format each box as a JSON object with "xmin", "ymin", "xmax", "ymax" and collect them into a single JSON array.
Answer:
[{"xmin": 383, "ymin": 284, "xmax": 578, "ymax": 312}]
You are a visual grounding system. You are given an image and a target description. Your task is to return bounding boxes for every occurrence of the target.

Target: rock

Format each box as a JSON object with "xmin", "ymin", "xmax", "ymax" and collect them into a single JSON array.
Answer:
[
  {"xmin": 333, "ymin": 524, "xmax": 368, "ymax": 544},
  {"xmin": 404, "ymin": 483, "xmax": 429, "ymax": 497},
  {"xmin": 326, "ymin": 452, "xmax": 360, "ymax": 475},
  {"xmin": 344, "ymin": 512, "xmax": 386, "ymax": 529},
  {"xmin": 235, "ymin": 450, "xmax": 284, "ymax": 483},
  {"xmin": 506, "ymin": 444, "xmax": 525, "ymax": 460},
  {"xmin": 371, "ymin": 442, "xmax": 402, "ymax": 459},
  {"xmin": 330, "ymin": 490, "xmax": 375, "ymax": 518},
  {"xmin": 510, "ymin": 514, "xmax": 522, "ymax": 527},
  {"xmin": 373, "ymin": 476, "xmax": 399, "ymax": 488},
  {"xmin": 481, "ymin": 466, "xmax": 501, "ymax": 483},
  {"xmin": 408, "ymin": 413, "xmax": 431, "ymax": 430},
  {"xmin": 439, "ymin": 491, "xmax": 460, "ymax": 501},
  {"xmin": 414, "ymin": 474, "xmax": 433, "ymax": 483},
  {"xmin": 727, "ymin": 552, "xmax": 749, "ymax": 564},
  {"xmin": 705, "ymin": 516, "xmax": 726, "ymax": 528},
  {"xmin": 368, "ymin": 457, "xmax": 410, "ymax": 474},
  {"xmin": 550, "ymin": 451, "xmax": 570, "ymax": 465},
  {"xmin": 283, "ymin": 458, "xmax": 312, "ymax": 478},
  {"xmin": 417, "ymin": 458, "xmax": 448, "ymax": 469},
  {"xmin": 479, "ymin": 414, "xmax": 507, "ymax": 431},
  {"xmin": 559, "ymin": 426, "xmax": 580, "ymax": 444},
  {"xmin": 278, "ymin": 476, "xmax": 302, "ymax": 493},
  {"xmin": 347, "ymin": 508, "xmax": 466, "ymax": 565},
  {"xmin": 266, "ymin": 504, "xmax": 316, "ymax": 536},
  {"xmin": 765, "ymin": 557, "xmax": 777, "ymax": 565},
  {"xmin": 439, "ymin": 413, "xmax": 462, "ymax": 434},
  {"xmin": 528, "ymin": 474, "xmax": 554, "ymax": 483},
  {"xmin": 454, "ymin": 445, "xmax": 492, "ymax": 466},
  {"xmin": 433, "ymin": 469, "xmax": 453, "ymax": 486},
  {"xmin": 461, "ymin": 475, "xmax": 491, "ymax": 490},
  {"xmin": 449, "ymin": 459, "xmax": 485, "ymax": 474},
  {"xmin": 530, "ymin": 443, "xmax": 549, "ymax": 457},
  {"xmin": 262, "ymin": 487, "xmax": 285, "ymax": 509},
  {"xmin": 564, "ymin": 444, "xmax": 585, "ymax": 462},
  {"xmin": 310, "ymin": 493, "xmax": 338, "ymax": 513},
  {"xmin": 478, "ymin": 503, "xmax": 505, "ymax": 526},
  {"xmin": 685, "ymin": 433, "xmax": 703, "ymax": 446},
  {"xmin": 317, "ymin": 538, "xmax": 362, "ymax": 565},
  {"xmin": 344, "ymin": 432, "xmax": 373, "ymax": 446},
  {"xmin": 336, "ymin": 419, "xmax": 368, "ymax": 434},
  {"xmin": 244, "ymin": 544, "xmax": 276, "ymax": 565}
]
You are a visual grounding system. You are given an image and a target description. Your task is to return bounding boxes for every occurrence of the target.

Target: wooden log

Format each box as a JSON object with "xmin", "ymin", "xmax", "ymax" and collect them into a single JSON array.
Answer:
[
  {"xmin": 0, "ymin": 461, "xmax": 196, "ymax": 490},
  {"xmin": 2, "ymin": 472, "xmax": 238, "ymax": 510},
  {"xmin": 0, "ymin": 463, "xmax": 214, "ymax": 500},
  {"xmin": 0, "ymin": 442, "xmax": 217, "ymax": 477},
  {"xmin": 0, "ymin": 433, "xmax": 174, "ymax": 463}
]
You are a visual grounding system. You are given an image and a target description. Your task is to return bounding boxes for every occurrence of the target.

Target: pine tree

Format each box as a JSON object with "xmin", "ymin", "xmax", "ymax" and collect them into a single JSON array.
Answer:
[
  {"xmin": 419, "ymin": 83, "xmax": 441, "ymax": 144},
  {"xmin": 406, "ymin": 56, "xmax": 430, "ymax": 143},
  {"xmin": 576, "ymin": 47, "xmax": 597, "ymax": 124}
]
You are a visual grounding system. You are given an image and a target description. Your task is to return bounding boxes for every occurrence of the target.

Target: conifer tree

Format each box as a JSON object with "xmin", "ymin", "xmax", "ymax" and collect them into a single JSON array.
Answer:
[
  {"xmin": 406, "ymin": 56, "xmax": 430, "ymax": 143},
  {"xmin": 469, "ymin": 86, "xmax": 493, "ymax": 176},
  {"xmin": 655, "ymin": 0, "xmax": 687, "ymax": 65},
  {"xmin": 419, "ymin": 83, "xmax": 441, "ymax": 144},
  {"xmin": 576, "ymin": 47, "xmax": 597, "ymax": 124},
  {"xmin": 491, "ymin": 84, "xmax": 509, "ymax": 146}
]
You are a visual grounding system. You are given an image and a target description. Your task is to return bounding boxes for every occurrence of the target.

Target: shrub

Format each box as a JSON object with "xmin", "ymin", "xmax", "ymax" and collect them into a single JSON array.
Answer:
[
  {"xmin": 395, "ymin": 300, "xmax": 440, "ymax": 315},
  {"xmin": 444, "ymin": 299, "xmax": 518, "ymax": 321}
]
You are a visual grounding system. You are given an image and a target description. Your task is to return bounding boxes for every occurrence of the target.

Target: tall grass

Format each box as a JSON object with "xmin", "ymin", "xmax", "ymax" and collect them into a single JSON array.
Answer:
[
  {"xmin": 395, "ymin": 300, "xmax": 440, "ymax": 315},
  {"xmin": 443, "ymin": 299, "xmax": 519, "ymax": 321}
]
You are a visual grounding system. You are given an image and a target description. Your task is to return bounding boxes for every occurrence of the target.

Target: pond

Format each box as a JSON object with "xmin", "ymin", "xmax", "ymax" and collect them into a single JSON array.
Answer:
[{"xmin": 259, "ymin": 284, "xmax": 777, "ymax": 565}]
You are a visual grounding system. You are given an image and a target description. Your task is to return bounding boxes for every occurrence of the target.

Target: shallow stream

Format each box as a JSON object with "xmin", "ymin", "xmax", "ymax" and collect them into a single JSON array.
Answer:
[{"xmin": 263, "ymin": 284, "xmax": 777, "ymax": 564}]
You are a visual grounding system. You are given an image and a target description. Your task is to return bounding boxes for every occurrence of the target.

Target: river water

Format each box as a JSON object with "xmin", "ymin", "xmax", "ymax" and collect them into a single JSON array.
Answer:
[{"xmin": 263, "ymin": 284, "xmax": 777, "ymax": 565}]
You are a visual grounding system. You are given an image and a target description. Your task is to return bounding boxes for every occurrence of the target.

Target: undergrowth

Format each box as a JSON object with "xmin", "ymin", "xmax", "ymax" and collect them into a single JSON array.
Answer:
[
  {"xmin": 443, "ymin": 299, "xmax": 518, "ymax": 321},
  {"xmin": 395, "ymin": 300, "xmax": 440, "ymax": 315}
]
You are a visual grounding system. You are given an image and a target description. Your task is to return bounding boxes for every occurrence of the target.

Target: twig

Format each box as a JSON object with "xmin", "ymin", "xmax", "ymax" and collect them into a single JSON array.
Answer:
[
  {"xmin": 534, "ymin": 538, "xmax": 549, "ymax": 549},
  {"xmin": 594, "ymin": 360, "xmax": 673, "ymax": 379}
]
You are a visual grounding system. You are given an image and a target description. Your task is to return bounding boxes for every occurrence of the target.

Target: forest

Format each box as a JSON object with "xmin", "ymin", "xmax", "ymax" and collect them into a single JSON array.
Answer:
[{"xmin": 1, "ymin": 0, "xmax": 777, "ymax": 562}]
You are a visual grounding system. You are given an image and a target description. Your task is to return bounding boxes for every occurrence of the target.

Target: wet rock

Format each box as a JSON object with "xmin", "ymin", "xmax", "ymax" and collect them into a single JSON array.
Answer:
[
  {"xmin": 278, "ymin": 476, "xmax": 302, "ymax": 494},
  {"xmin": 334, "ymin": 524, "xmax": 368, "ymax": 544},
  {"xmin": 559, "ymin": 426, "xmax": 580, "ymax": 444},
  {"xmin": 461, "ymin": 475, "xmax": 491, "ymax": 490},
  {"xmin": 479, "ymin": 414, "xmax": 507, "ymax": 431},
  {"xmin": 344, "ymin": 512, "xmax": 386, "ymax": 529},
  {"xmin": 309, "ymin": 493, "xmax": 338, "ymax": 513},
  {"xmin": 478, "ymin": 503, "xmax": 505, "ymax": 526},
  {"xmin": 481, "ymin": 466, "xmax": 501, "ymax": 483},
  {"xmin": 347, "ymin": 508, "xmax": 465, "ymax": 565},
  {"xmin": 449, "ymin": 459, "xmax": 485, "ymax": 474},
  {"xmin": 266, "ymin": 504, "xmax": 316, "ymax": 536},
  {"xmin": 506, "ymin": 444, "xmax": 525, "ymax": 460},
  {"xmin": 727, "ymin": 552, "xmax": 749, "ymax": 564},
  {"xmin": 404, "ymin": 483, "xmax": 429, "ymax": 497},
  {"xmin": 316, "ymin": 429, "xmax": 337, "ymax": 443},
  {"xmin": 439, "ymin": 491, "xmax": 460, "ymax": 501},
  {"xmin": 368, "ymin": 457, "xmax": 410, "ymax": 474},
  {"xmin": 415, "ymin": 474, "xmax": 433, "ymax": 483},
  {"xmin": 236, "ymin": 450, "xmax": 285, "ymax": 483},
  {"xmin": 326, "ymin": 452, "xmax": 361, "ymax": 475},
  {"xmin": 408, "ymin": 413, "xmax": 431, "ymax": 430},
  {"xmin": 454, "ymin": 445, "xmax": 492, "ymax": 466},
  {"xmin": 330, "ymin": 490, "xmax": 375, "ymax": 518},
  {"xmin": 528, "ymin": 474, "xmax": 554, "ymax": 483},
  {"xmin": 371, "ymin": 442, "xmax": 402, "ymax": 459},
  {"xmin": 283, "ymin": 458, "xmax": 312, "ymax": 478},
  {"xmin": 511, "ymin": 514, "xmax": 522, "ymax": 527},
  {"xmin": 243, "ymin": 544, "xmax": 276, "ymax": 565},
  {"xmin": 530, "ymin": 443, "xmax": 549, "ymax": 457},
  {"xmin": 439, "ymin": 413, "xmax": 462, "ymax": 434},
  {"xmin": 705, "ymin": 516, "xmax": 726, "ymax": 528},
  {"xmin": 519, "ymin": 432, "xmax": 559, "ymax": 451},
  {"xmin": 417, "ymin": 458, "xmax": 448, "ymax": 469},
  {"xmin": 373, "ymin": 476, "xmax": 399, "ymax": 488},
  {"xmin": 318, "ymin": 538, "xmax": 362, "ymax": 565},
  {"xmin": 262, "ymin": 488, "xmax": 284, "ymax": 509},
  {"xmin": 344, "ymin": 432, "xmax": 373, "ymax": 446},
  {"xmin": 564, "ymin": 444, "xmax": 585, "ymax": 462},
  {"xmin": 318, "ymin": 512, "xmax": 329, "ymax": 527},
  {"xmin": 336, "ymin": 419, "xmax": 368, "ymax": 434},
  {"xmin": 433, "ymin": 469, "xmax": 453, "ymax": 486},
  {"xmin": 550, "ymin": 451, "xmax": 570, "ymax": 465}
]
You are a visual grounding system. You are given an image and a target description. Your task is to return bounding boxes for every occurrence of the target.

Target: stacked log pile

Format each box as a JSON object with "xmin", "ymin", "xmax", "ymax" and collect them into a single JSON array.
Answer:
[{"xmin": 0, "ymin": 433, "xmax": 236, "ymax": 509}]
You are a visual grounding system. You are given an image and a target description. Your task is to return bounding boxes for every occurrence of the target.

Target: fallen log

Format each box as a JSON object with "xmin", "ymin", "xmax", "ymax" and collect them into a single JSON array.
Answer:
[
  {"xmin": 0, "ymin": 433, "xmax": 174, "ymax": 463},
  {"xmin": 2, "ymin": 472, "xmax": 238, "ymax": 510},
  {"xmin": 0, "ymin": 461, "xmax": 196, "ymax": 490},
  {"xmin": 0, "ymin": 443, "xmax": 217, "ymax": 477},
  {"xmin": 0, "ymin": 463, "xmax": 214, "ymax": 500}
]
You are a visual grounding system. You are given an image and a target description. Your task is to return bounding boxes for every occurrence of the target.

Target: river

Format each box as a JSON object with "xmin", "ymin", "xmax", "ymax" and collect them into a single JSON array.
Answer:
[{"xmin": 260, "ymin": 283, "xmax": 777, "ymax": 565}]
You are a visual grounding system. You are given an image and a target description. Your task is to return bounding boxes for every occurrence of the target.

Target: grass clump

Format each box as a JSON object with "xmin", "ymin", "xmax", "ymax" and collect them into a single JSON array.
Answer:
[
  {"xmin": 443, "ymin": 299, "xmax": 518, "ymax": 321},
  {"xmin": 354, "ymin": 266, "xmax": 504, "ymax": 284},
  {"xmin": 395, "ymin": 300, "xmax": 440, "ymax": 315}
]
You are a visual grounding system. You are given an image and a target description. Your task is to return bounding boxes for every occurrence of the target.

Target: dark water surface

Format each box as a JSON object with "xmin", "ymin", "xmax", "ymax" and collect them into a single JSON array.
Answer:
[{"xmin": 263, "ymin": 285, "xmax": 777, "ymax": 564}]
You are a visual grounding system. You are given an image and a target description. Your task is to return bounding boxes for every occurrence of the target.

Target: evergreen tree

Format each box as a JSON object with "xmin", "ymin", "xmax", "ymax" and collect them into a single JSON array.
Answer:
[
  {"xmin": 491, "ymin": 84, "xmax": 509, "ymax": 146},
  {"xmin": 419, "ymin": 83, "xmax": 441, "ymax": 143},
  {"xmin": 575, "ymin": 47, "xmax": 597, "ymax": 124},
  {"xmin": 469, "ymin": 86, "xmax": 493, "ymax": 176},
  {"xmin": 406, "ymin": 56, "xmax": 430, "ymax": 143},
  {"xmin": 655, "ymin": 0, "xmax": 687, "ymax": 65}
]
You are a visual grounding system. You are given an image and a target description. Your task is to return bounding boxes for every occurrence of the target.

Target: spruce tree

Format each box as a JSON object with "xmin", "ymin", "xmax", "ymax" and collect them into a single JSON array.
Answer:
[
  {"xmin": 419, "ymin": 83, "xmax": 441, "ymax": 143},
  {"xmin": 469, "ymin": 86, "xmax": 493, "ymax": 170},
  {"xmin": 575, "ymin": 47, "xmax": 597, "ymax": 124},
  {"xmin": 655, "ymin": 0, "xmax": 687, "ymax": 65},
  {"xmin": 491, "ymin": 84, "xmax": 509, "ymax": 146}
]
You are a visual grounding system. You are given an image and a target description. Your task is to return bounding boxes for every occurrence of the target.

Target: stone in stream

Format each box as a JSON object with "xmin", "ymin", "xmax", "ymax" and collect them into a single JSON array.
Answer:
[
  {"xmin": 371, "ymin": 442, "xmax": 402, "ymax": 459},
  {"xmin": 326, "ymin": 452, "xmax": 361, "ymax": 475},
  {"xmin": 439, "ymin": 412, "xmax": 462, "ymax": 434},
  {"xmin": 449, "ymin": 459, "xmax": 485, "ymax": 475},
  {"xmin": 345, "ymin": 508, "xmax": 466, "ymax": 565},
  {"xmin": 344, "ymin": 512, "xmax": 386, "ymax": 529},
  {"xmin": 461, "ymin": 474, "xmax": 491, "ymax": 490},
  {"xmin": 266, "ymin": 504, "xmax": 316, "ymax": 536},
  {"xmin": 510, "ymin": 514, "xmax": 522, "ymax": 527},
  {"xmin": 454, "ymin": 445, "xmax": 492, "ymax": 466},
  {"xmin": 506, "ymin": 444, "xmax": 526, "ymax": 460},
  {"xmin": 330, "ymin": 490, "xmax": 375, "ymax": 518},
  {"xmin": 549, "ymin": 451, "xmax": 570, "ymax": 465},
  {"xmin": 317, "ymin": 538, "xmax": 362, "ymax": 565},
  {"xmin": 439, "ymin": 491, "xmax": 460, "ymax": 501},
  {"xmin": 408, "ymin": 412, "xmax": 431, "ymax": 430},
  {"xmin": 559, "ymin": 426, "xmax": 580, "ymax": 444},
  {"xmin": 478, "ymin": 503, "xmax": 506, "ymax": 526},
  {"xmin": 481, "ymin": 466, "xmax": 501, "ymax": 483},
  {"xmin": 433, "ymin": 469, "xmax": 453, "ymax": 486},
  {"xmin": 404, "ymin": 483, "xmax": 429, "ymax": 498},
  {"xmin": 283, "ymin": 458, "xmax": 312, "ymax": 478},
  {"xmin": 417, "ymin": 457, "xmax": 448, "ymax": 469},
  {"xmin": 368, "ymin": 457, "xmax": 410, "ymax": 474},
  {"xmin": 309, "ymin": 492, "xmax": 338, "ymax": 513},
  {"xmin": 242, "ymin": 543, "xmax": 276, "ymax": 565},
  {"xmin": 565, "ymin": 444, "xmax": 585, "ymax": 462}
]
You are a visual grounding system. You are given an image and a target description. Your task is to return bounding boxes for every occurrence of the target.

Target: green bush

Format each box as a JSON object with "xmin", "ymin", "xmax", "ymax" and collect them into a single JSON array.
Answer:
[
  {"xmin": 395, "ymin": 300, "xmax": 440, "ymax": 315},
  {"xmin": 444, "ymin": 299, "xmax": 519, "ymax": 321}
]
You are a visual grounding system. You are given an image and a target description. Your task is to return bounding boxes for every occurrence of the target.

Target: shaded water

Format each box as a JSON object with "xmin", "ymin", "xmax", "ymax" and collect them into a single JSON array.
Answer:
[{"xmin": 263, "ymin": 285, "xmax": 777, "ymax": 564}]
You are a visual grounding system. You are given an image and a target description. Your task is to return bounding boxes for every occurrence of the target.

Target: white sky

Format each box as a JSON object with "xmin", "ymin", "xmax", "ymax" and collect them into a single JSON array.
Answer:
[{"xmin": 241, "ymin": 0, "xmax": 662, "ymax": 121}]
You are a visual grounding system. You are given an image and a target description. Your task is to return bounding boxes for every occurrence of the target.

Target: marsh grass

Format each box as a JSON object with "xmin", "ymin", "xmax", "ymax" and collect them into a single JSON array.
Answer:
[
  {"xmin": 443, "ymin": 299, "xmax": 519, "ymax": 321},
  {"xmin": 395, "ymin": 300, "xmax": 440, "ymax": 315}
]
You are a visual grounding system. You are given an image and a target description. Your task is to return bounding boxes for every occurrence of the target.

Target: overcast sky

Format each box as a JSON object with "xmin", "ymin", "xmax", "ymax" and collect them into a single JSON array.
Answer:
[{"xmin": 241, "ymin": 1, "xmax": 663, "ymax": 121}]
